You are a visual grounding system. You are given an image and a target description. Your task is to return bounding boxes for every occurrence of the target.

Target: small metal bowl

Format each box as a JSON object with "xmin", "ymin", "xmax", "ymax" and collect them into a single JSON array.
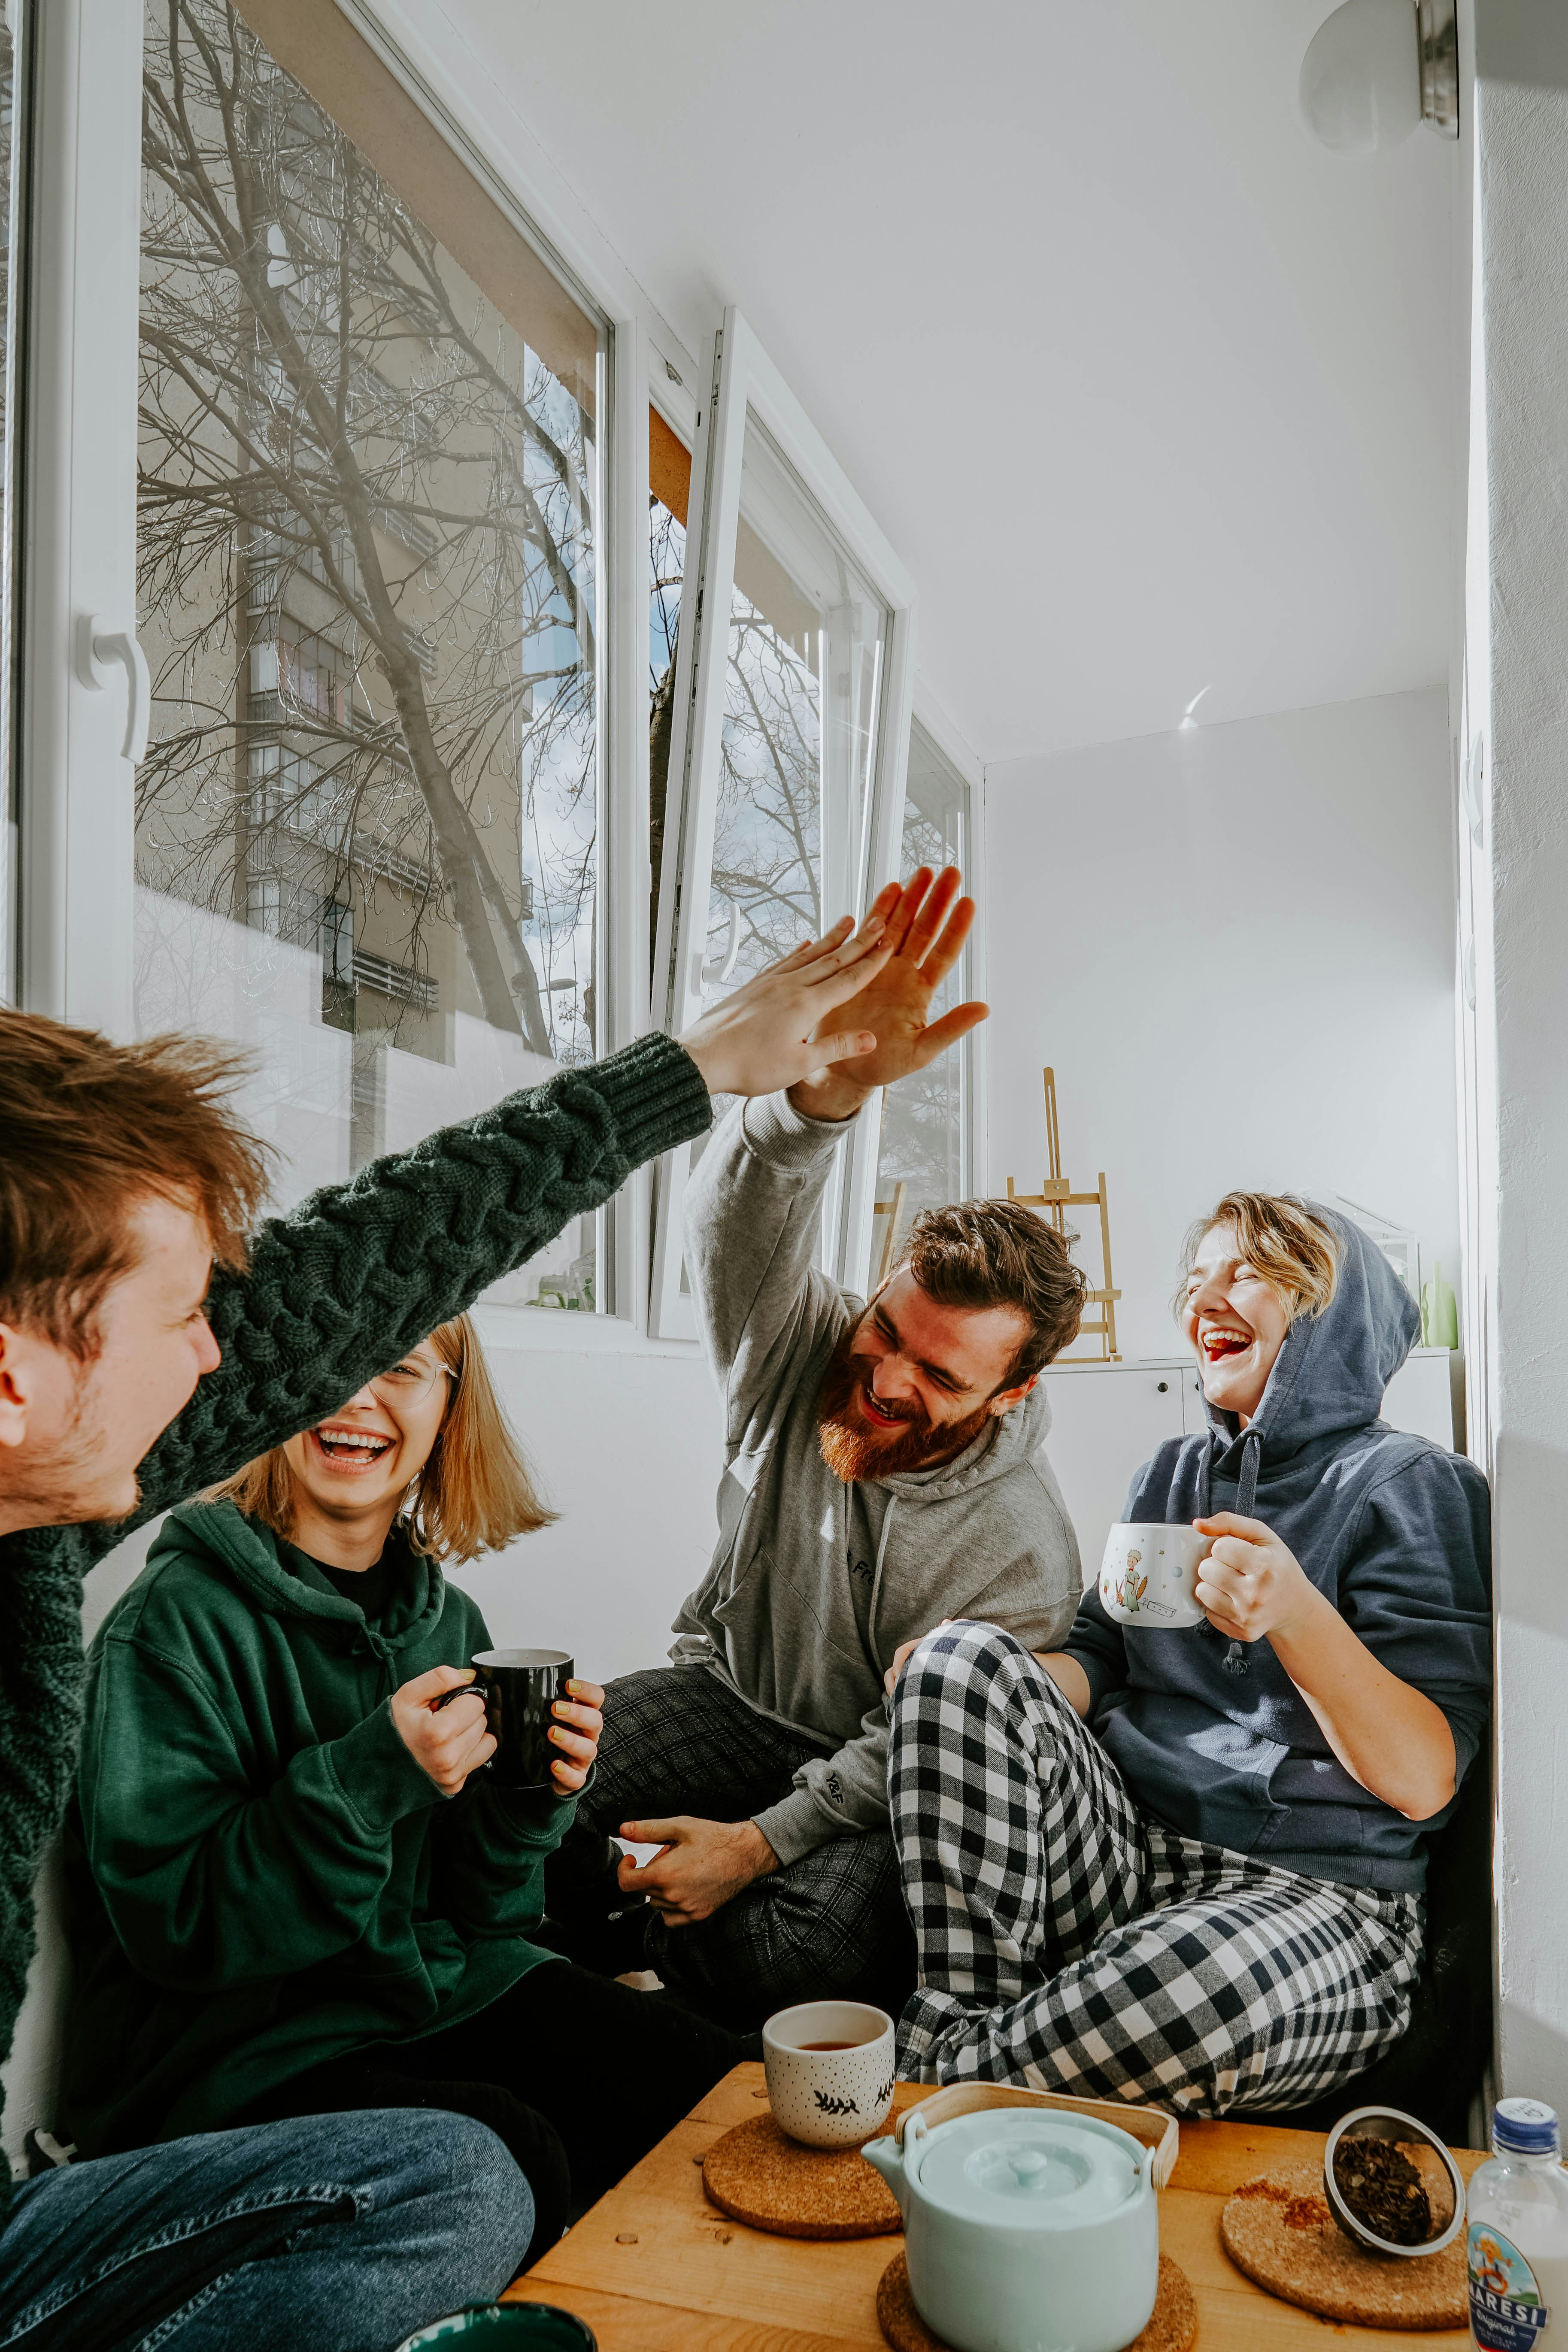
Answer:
[{"xmin": 1323, "ymin": 2105, "xmax": 1465, "ymax": 2258}]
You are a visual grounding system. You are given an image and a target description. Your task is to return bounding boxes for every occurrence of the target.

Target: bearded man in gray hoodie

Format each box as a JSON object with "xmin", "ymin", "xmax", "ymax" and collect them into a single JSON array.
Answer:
[{"xmin": 546, "ymin": 869, "xmax": 1087, "ymax": 2025}]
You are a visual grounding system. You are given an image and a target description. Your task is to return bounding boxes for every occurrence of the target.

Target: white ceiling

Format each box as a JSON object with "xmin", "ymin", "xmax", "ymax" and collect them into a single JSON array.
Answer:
[{"xmin": 429, "ymin": 0, "xmax": 1458, "ymax": 766}]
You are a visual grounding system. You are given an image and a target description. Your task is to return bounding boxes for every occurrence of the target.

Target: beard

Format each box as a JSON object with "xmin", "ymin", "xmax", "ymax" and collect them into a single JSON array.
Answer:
[{"xmin": 814, "ymin": 1331, "xmax": 995, "ymax": 1482}]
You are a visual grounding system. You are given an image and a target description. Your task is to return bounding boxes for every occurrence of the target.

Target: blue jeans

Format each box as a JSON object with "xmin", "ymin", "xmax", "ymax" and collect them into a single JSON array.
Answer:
[{"xmin": 0, "ymin": 2109, "xmax": 530, "ymax": 2352}]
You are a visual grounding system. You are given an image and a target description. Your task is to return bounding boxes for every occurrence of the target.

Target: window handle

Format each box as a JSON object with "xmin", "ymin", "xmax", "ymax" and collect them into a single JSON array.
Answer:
[
  {"xmin": 700, "ymin": 895, "xmax": 742, "ymax": 987},
  {"xmin": 76, "ymin": 615, "xmax": 151, "ymax": 764}
]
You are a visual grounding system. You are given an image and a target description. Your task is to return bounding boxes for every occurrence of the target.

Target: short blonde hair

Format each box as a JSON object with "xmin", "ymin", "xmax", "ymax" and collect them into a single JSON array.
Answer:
[
  {"xmin": 1176, "ymin": 1192, "xmax": 1341, "ymax": 1324},
  {"xmin": 207, "ymin": 1311, "xmax": 556, "ymax": 1561}
]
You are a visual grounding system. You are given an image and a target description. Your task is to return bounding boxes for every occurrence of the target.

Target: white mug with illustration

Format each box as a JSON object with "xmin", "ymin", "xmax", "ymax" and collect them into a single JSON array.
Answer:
[{"xmin": 1099, "ymin": 1522, "xmax": 1212, "ymax": 1630}]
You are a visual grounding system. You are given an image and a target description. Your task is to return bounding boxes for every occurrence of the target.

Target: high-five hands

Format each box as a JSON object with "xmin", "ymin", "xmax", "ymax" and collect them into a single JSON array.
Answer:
[
  {"xmin": 615, "ymin": 1814, "xmax": 779, "ymax": 1926},
  {"xmin": 788, "ymin": 867, "xmax": 989, "ymax": 1122},
  {"xmin": 677, "ymin": 913, "xmax": 891, "ymax": 1098},
  {"xmin": 1192, "ymin": 1515, "xmax": 1318, "ymax": 1645}
]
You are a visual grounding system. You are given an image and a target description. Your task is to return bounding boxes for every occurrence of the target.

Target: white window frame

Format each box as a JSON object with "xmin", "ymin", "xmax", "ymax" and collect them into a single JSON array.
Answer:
[
  {"xmin": 648, "ymin": 306, "xmax": 917, "ymax": 1340},
  {"xmin": 19, "ymin": 0, "xmax": 681, "ymax": 1346}
]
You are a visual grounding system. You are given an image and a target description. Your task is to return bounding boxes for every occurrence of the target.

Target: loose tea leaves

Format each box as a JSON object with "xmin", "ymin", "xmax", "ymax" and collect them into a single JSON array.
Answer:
[{"xmin": 1332, "ymin": 2136, "xmax": 1433, "ymax": 2247}]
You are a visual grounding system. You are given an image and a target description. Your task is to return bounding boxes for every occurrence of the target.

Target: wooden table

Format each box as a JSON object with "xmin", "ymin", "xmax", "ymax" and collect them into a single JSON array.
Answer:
[{"xmin": 504, "ymin": 2064, "xmax": 1484, "ymax": 2350}]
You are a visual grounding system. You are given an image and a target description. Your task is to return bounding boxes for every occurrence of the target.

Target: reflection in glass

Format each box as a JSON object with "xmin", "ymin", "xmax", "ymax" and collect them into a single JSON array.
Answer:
[
  {"xmin": 705, "ymin": 412, "xmax": 888, "ymax": 1012},
  {"xmin": 873, "ymin": 721, "xmax": 972, "ymax": 1248},
  {"xmin": 133, "ymin": 0, "xmax": 604, "ymax": 1307},
  {"xmin": 648, "ymin": 403, "xmax": 687, "ymax": 967}
]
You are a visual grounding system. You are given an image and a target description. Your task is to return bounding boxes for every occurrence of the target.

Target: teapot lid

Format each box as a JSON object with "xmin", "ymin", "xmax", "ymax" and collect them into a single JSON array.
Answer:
[{"xmin": 912, "ymin": 2112, "xmax": 1143, "ymax": 2230}]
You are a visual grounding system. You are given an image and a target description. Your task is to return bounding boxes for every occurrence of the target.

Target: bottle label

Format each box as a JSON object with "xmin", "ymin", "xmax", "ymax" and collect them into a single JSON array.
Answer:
[{"xmin": 1470, "ymin": 2225, "xmax": 1552, "ymax": 2348}]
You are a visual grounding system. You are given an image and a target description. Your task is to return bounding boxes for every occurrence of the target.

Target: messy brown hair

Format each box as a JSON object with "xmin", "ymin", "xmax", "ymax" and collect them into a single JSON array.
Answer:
[
  {"xmin": 896, "ymin": 1199, "xmax": 1089, "ymax": 1388},
  {"xmin": 1176, "ymin": 1191, "xmax": 1341, "ymax": 1323},
  {"xmin": 0, "ymin": 1008, "xmax": 272, "ymax": 1355},
  {"xmin": 208, "ymin": 1311, "xmax": 556, "ymax": 1562}
]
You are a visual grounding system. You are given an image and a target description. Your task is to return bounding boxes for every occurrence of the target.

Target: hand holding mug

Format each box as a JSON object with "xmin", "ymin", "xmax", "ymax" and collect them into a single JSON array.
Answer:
[
  {"xmin": 392, "ymin": 1664, "xmax": 496, "ymax": 1795},
  {"xmin": 1192, "ymin": 1513, "xmax": 1316, "ymax": 1645},
  {"xmin": 546, "ymin": 1678, "xmax": 604, "ymax": 1795}
]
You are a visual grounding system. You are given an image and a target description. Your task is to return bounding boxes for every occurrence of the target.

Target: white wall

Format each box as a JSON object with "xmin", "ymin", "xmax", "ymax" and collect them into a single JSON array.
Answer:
[
  {"xmin": 983, "ymin": 688, "xmax": 1461, "ymax": 1366},
  {"xmin": 1463, "ymin": 0, "xmax": 1568, "ymax": 2113}
]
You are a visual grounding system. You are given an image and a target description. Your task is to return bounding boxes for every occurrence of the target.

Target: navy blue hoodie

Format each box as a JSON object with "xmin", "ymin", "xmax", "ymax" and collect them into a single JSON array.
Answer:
[{"xmin": 1063, "ymin": 1212, "xmax": 1492, "ymax": 1892}]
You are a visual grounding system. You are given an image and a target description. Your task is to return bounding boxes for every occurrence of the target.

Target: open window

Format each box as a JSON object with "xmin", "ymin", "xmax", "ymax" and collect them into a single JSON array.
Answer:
[
  {"xmin": 648, "ymin": 309, "xmax": 916, "ymax": 1339},
  {"xmin": 26, "ymin": 0, "xmax": 616, "ymax": 1316}
]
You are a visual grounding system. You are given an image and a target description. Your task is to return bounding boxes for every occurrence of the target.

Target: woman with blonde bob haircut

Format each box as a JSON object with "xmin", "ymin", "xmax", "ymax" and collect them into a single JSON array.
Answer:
[
  {"xmin": 64, "ymin": 1313, "xmax": 758, "ymax": 2260},
  {"xmin": 212, "ymin": 1309, "xmax": 557, "ymax": 1563},
  {"xmin": 886, "ymin": 1189, "xmax": 1492, "ymax": 2123}
]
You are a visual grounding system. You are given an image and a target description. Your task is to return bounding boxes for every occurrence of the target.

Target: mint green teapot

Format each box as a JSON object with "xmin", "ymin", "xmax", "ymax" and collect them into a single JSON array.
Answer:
[{"xmin": 863, "ymin": 2105, "xmax": 1159, "ymax": 2352}]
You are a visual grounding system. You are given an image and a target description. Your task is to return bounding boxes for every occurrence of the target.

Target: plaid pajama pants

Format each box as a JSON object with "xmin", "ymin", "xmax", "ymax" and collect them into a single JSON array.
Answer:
[
  {"xmin": 547, "ymin": 1664, "xmax": 915, "ymax": 2028},
  {"xmin": 890, "ymin": 1623, "xmax": 1423, "ymax": 2117}
]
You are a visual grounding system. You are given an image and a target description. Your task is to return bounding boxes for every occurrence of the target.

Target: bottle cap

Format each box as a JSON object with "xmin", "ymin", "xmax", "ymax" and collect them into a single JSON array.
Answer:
[{"xmin": 1494, "ymin": 2097, "xmax": 1561, "ymax": 2155}]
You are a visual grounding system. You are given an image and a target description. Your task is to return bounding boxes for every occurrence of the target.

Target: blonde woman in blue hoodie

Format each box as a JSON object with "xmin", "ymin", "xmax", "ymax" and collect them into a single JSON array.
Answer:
[{"xmin": 884, "ymin": 1194, "xmax": 1491, "ymax": 2116}]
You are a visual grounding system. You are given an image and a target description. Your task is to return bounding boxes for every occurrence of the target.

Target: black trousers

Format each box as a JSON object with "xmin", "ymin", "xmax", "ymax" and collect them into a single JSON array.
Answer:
[
  {"xmin": 248, "ymin": 1958, "xmax": 756, "ymax": 2258},
  {"xmin": 545, "ymin": 1665, "xmax": 916, "ymax": 2030}
]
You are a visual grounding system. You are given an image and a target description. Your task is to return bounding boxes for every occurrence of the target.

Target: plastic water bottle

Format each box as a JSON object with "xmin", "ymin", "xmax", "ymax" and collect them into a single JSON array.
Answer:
[{"xmin": 1468, "ymin": 2099, "xmax": 1568, "ymax": 2348}]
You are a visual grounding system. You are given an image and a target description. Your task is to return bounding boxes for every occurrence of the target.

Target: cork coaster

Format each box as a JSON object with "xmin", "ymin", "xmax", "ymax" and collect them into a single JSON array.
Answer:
[
  {"xmin": 876, "ymin": 2249, "xmax": 1197, "ymax": 2352},
  {"xmin": 1221, "ymin": 2164, "xmax": 1465, "ymax": 2330},
  {"xmin": 701, "ymin": 2114, "xmax": 902, "ymax": 2240}
]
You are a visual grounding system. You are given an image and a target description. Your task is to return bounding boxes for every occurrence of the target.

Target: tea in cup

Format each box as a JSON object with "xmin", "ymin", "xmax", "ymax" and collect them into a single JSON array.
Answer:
[
  {"xmin": 763, "ymin": 2000, "xmax": 895, "ymax": 2149},
  {"xmin": 1099, "ymin": 1524, "xmax": 1212, "ymax": 1629}
]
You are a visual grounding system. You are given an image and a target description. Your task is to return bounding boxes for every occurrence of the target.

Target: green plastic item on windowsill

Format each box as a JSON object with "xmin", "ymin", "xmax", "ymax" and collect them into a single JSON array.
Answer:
[
  {"xmin": 1421, "ymin": 1261, "xmax": 1459, "ymax": 1351},
  {"xmin": 396, "ymin": 2306, "xmax": 596, "ymax": 2350}
]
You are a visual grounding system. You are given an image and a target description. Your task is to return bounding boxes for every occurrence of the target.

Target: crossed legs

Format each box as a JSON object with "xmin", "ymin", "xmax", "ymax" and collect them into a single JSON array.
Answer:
[{"xmin": 889, "ymin": 1624, "xmax": 1423, "ymax": 2116}]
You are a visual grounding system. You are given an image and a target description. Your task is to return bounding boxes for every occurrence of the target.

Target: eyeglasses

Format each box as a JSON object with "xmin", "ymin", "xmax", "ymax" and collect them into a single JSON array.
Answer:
[{"xmin": 367, "ymin": 1358, "xmax": 456, "ymax": 1408}]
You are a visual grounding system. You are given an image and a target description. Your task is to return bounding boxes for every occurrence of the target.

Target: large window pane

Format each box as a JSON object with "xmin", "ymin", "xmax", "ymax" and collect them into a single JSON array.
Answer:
[
  {"xmin": 133, "ymin": 0, "xmax": 605, "ymax": 1309},
  {"xmin": 704, "ymin": 412, "xmax": 887, "ymax": 1012},
  {"xmin": 871, "ymin": 720, "xmax": 972, "ymax": 1261}
]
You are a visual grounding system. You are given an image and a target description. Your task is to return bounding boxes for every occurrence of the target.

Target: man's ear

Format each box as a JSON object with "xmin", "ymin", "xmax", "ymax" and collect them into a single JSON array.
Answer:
[
  {"xmin": 0, "ymin": 1324, "xmax": 33, "ymax": 1454},
  {"xmin": 988, "ymin": 1372, "xmax": 1039, "ymax": 1420}
]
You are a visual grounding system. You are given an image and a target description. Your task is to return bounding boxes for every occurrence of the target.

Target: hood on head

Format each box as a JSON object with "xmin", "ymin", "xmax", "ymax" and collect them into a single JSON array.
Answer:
[{"xmin": 1200, "ymin": 1205, "xmax": 1419, "ymax": 1460}]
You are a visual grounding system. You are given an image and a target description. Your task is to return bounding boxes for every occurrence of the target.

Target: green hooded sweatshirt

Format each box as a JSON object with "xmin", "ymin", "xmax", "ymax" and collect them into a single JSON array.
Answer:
[{"xmin": 60, "ymin": 1498, "xmax": 573, "ymax": 2159}]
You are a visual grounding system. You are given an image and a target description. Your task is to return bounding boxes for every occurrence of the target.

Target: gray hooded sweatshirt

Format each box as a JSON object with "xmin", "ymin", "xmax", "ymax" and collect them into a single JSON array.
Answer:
[{"xmin": 673, "ymin": 1091, "xmax": 1082, "ymax": 1867}]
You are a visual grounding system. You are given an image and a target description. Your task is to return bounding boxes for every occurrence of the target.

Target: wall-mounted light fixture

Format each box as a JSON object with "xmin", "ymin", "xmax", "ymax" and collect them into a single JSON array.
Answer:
[{"xmin": 1299, "ymin": 0, "xmax": 1458, "ymax": 153}]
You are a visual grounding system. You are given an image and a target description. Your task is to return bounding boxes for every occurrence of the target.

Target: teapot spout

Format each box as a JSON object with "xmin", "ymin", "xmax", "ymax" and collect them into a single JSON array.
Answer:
[{"xmin": 861, "ymin": 2133, "xmax": 908, "ymax": 2219}]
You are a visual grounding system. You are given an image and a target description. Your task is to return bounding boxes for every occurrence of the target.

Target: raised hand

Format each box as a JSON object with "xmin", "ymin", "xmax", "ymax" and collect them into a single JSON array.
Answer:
[
  {"xmin": 676, "ymin": 910, "xmax": 893, "ymax": 1098},
  {"xmin": 788, "ymin": 867, "xmax": 989, "ymax": 1121}
]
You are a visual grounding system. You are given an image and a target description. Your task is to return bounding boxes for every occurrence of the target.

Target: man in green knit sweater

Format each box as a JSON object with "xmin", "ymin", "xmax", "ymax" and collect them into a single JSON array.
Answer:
[{"xmin": 0, "ymin": 908, "xmax": 893, "ymax": 2352}]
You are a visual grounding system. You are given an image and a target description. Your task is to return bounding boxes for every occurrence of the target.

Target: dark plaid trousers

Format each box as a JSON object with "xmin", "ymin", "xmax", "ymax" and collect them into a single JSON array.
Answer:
[
  {"xmin": 890, "ymin": 1623, "xmax": 1423, "ymax": 2116},
  {"xmin": 546, "ymin": 1664, "xmax": 915, "ymax": 2030}
]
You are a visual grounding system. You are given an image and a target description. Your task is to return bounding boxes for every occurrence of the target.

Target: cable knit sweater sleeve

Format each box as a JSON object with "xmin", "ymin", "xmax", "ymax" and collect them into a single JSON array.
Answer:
[{"xmin": 131, "ymin": 1030, "xmax": 710, "ymax": 1527}]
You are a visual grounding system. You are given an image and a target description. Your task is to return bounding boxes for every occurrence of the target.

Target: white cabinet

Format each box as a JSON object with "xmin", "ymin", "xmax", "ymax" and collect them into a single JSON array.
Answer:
[
  {"xmin": 1038, "ymin": 1363, "xmax": 1186, "ymax": 1588},
  {"xmin": 1040, "ymin": 1351, "xmax": 1465, "ymax": 1589}
]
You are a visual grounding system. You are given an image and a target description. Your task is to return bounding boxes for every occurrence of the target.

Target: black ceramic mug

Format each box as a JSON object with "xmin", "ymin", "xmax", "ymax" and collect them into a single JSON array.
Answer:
[{"xmin": 470, "ymin": 1648, "xmax": 574, "ymax": 1788}]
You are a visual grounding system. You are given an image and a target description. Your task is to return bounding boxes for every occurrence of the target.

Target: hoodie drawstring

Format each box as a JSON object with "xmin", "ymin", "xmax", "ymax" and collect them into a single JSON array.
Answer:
[{"xmin": 1219, "ymin": 1428, "xmax": 1262, "ymax": 1676}]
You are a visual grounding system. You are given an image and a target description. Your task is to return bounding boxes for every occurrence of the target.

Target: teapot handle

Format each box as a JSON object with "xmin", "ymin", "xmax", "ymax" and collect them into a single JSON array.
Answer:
[{"xmin": 900, "ymin": 2107, "xmax": 931, "ymax": 2155}]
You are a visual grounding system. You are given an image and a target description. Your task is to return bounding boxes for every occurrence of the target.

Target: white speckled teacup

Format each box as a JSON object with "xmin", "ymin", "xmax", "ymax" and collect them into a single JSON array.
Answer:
[{"xmin": 763, "ymin": 2000, "xmax": 896, "ymax": 2149}]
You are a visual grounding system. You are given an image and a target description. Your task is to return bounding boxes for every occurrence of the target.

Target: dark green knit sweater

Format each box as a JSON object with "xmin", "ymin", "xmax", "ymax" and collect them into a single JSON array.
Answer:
[{"xmin": 0, "ymin": 1031, "xmax": 710, "ymax": 2207}]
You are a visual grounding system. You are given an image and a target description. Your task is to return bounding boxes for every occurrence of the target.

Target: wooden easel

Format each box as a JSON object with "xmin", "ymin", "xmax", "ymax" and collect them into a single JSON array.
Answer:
[
  {"xmin": 870, "ymin": 1181, "xmax": 908, "ymax": 1288},
  {"xmin": 1007, "ymin": 1068, "xmax": 1121, "ymax": 1361}
]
